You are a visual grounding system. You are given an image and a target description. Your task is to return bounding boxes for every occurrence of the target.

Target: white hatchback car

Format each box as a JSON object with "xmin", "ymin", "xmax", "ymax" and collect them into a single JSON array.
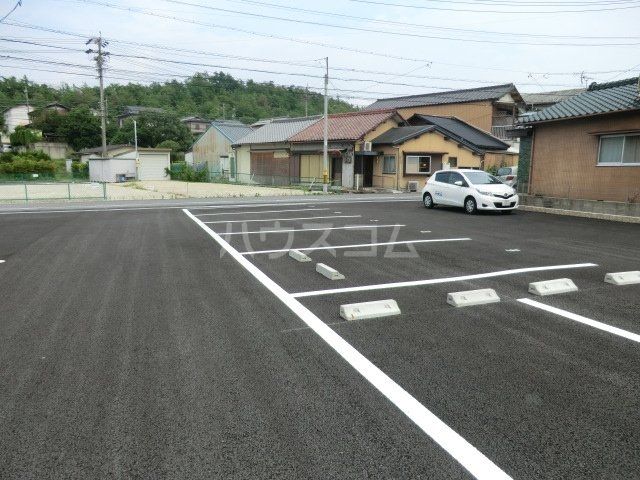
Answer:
[{"xmin": 422, "ymin": 169, "xmax": 518, "ymax": 214}]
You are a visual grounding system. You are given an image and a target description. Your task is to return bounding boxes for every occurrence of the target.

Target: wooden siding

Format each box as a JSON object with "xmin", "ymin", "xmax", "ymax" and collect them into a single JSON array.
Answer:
[
  {"xmin": 397, "ymin": 101, "xmax": 494, "ymax": 132},
  {"xmin": 192, "ymin": 127, "xmax": 232, "ymax": 170},
  {"xmin": 529, "ymin": 111, "xmax": 640, "ymax": 202},
  {"xmin": 250, "ymin": 151, "xmax": 299, "ymax": 182}
]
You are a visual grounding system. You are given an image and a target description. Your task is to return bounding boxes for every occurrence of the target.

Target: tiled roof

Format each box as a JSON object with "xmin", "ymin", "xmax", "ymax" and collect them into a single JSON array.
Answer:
[
  {"xmin": 364, "ymin": 84, "xmax": 518, "ymax": 110},
  {"xmin": 370, "ymin": 126, "xmax": 435, "ymax": 145},
  {"xmin": 289, "ymin": 110, "xmax": 398, "ymax": 142},
  {"xmin": 521, "ymin": 78, "xmax": 640, "ymax": 123},
  {"xmin": 521, "ymin": 88, "xmax": 585, "ymax": 107},
  {"xmin": 407, "ymin": 114, "xmax": 510, "ymax": 153},
  {"xmin": 235, "ymin": 116, "xmax": 321, "ymax": 145},
  {"xmin": 211, "ymin": 120, "xmax": 253, "ymax": 143}
]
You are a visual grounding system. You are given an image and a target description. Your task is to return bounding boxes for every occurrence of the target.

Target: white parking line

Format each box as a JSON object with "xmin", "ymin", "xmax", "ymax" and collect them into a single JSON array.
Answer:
[
  {"xmin": 222, "ymin": 224, "xmax": 405, "ymax": 235},
  {"xmin": 517, "ymin": 298, "xmax": 640, "ymax": 343},
  {"xmin": 183, "ymin": 208, "xmax": 511, "ymax": 480},
  {"xmin": 196, "ymin": 208, "xmax": 329, "ymax": 217},
  {"xmin": 291, "ymin": 263, "xmax": 598, "ymax": 298},
  {"xmin": 204, "ymin": 215, "xmax": 361, "ymax": 224},
  {"xmin": 0, "ymin": 260, "xmax": 5, "ymax": 264},
  {"xmin": 240, "ymin": 238, "xmax": 471, "ymax": 255}
]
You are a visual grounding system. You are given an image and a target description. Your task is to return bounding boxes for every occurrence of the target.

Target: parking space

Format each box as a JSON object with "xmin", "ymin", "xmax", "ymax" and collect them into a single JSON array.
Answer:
[
  {"xmin": 1, "ymin": 196, "xmax": 638, "ymax": 479},
  {"xmin": 184, "ymin": 198, "xmax": 640, "ymax": 479}
]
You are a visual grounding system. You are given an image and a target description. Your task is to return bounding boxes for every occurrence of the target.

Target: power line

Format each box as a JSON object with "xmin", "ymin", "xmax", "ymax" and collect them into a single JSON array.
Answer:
[
  {"xmin": 346, "ymin": 0, "xmax": 640, "ymax": 14},
  {"xmin": 58, "ymin": 0, "xmax": 640, "ymax": 54},
  {"xmin": 99, "ymin": 0, "xmax": 640, "ymax": 47},
  {"xmin": 226, "ymin": 0, "xmax": 640, "ymax": 40},
  {"xmin": 0, "ymin": 37, "xmax": 594, "ymax": 89},
  {"xmin": 5, "ymin": 20, "xmax": 637, "ymax": 78},
  {"xmin": 0, "ymin": 0, "xmax": 22, "ymax": 23}
]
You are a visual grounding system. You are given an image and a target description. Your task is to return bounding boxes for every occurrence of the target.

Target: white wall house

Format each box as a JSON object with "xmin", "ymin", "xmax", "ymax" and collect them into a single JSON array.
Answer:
[
  {"xmin": 3, "ymin": 104, "xmax": 34, "ymax": 134},
  {"xmin": 85, "ymin": 146, "xmax": 171, "ymax": 182}
]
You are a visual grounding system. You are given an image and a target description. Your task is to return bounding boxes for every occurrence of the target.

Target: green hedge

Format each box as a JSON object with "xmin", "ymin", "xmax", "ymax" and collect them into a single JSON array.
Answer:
[
  {"xmin": 165, "ymin": 162, "xmax": 207, "ymax": 182},
  {"xmin": 0, "ymin": 158, "xmax": 57, "ymax": 175}
]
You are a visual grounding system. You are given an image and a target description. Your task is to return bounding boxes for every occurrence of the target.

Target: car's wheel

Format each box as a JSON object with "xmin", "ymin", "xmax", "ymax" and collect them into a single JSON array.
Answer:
[
  {"xmin": 464, "ymin": 196, "xmax": 477, "ymax": 214},
  {"xmin": 423, "ymin": 193, "xmax": 435, "ymax": 209}
]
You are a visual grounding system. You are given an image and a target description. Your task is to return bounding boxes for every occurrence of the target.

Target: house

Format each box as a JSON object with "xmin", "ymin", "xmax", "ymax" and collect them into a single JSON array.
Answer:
[
  {"xmin": 28, "ymin": 102, "xmax": 70, "ymax": 121},
  {"xmin": 116, "ymin": 106, "xmax": 165, "ymax": 127},
  {"xmin": 233, "ymin": 116, "xmax": 321, "ymax": 184},
  {"xmin": 81, "ymin": 145, "xmax": 171, "ymax": 182},
  {"xmin": 181, "ymin": 116, "xmax": 211, "ymax": 135},
  {"xmin": 371, "ymin": 114, "xmax": 512, "ymax": 190},
  {"xmin": 365, "ymin": 84, "xmax": 524, "ymax": 143},
  {"xmin": 3, "ymin": 104, "xmax": 34, "ymax": 134},
  {"xmin": 517, "ymin": 77, "xmax": 640, "ymax": 203},
  {"xmin": 288, "ymin": 110, "xmax": 404, "ymax": 188},
  {"xmin": 521, "ymin": 89, "xmax": 585, "ymax": 112},
  {"xmin": 191, "ymin": 120, "xmax": 253, "ymax": 176}
]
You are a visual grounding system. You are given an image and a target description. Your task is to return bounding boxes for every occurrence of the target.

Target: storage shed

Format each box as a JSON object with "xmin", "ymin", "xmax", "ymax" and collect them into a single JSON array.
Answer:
[{"xmin": 85, "ymin": 146, "xmax": 171, "ymax": 182}]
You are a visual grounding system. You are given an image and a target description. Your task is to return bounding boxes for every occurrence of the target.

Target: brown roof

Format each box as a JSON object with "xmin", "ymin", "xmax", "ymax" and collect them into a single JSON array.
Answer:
[{"xmin": 289, "ymin": 109, "xmax": 399, "ymax": 142}]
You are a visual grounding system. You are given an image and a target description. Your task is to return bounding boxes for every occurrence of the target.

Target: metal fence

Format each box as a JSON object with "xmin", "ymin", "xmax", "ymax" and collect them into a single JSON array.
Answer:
[
  {"xmin": 207, "ymin": 166, "xmax": 342, "ymax": 191},
  {"xmin": 0, "ymin": 181, "xmax": 107, "ymax": 202}
]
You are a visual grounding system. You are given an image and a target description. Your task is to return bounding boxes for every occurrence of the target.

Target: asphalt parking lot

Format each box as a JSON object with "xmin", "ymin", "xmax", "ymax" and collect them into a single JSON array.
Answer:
[{"xmin": 0, "ymin": 196, "xmax": 638, "ymax": 479}]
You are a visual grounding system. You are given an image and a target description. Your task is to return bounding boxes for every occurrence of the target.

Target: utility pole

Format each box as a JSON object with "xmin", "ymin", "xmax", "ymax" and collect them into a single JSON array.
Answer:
[
  {"xmin": 322, "ymin": 57, "xmax": 329, "ymax": 194},
  {"xmin": 134, "ymin": 119, "xmax": 139, "ymax": 179},
  {"xmin": 23, "ymin": 85, "xmax": 30, "ymax": 123},
  {"xmin": 304, "ymin": 84, "xmax": 309, "ymax": 117},
  {"xmin": 86, "ymin": 34, "xmax": 109, "ymax": 158}
]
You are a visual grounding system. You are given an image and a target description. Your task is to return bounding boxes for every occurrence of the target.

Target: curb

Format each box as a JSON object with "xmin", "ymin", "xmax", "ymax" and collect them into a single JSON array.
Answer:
[{"xmin": 519, "ymin": 205, "xmax": 640, "ymax": 224}]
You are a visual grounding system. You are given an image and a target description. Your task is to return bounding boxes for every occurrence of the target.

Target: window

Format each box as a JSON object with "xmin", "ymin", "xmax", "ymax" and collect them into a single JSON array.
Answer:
[
  {"xmin": 434, "ymin": 171, "xmax": 450, "ymax": 183},
  {"xmin": 448, "ymin": 172, "xmax": 466, "ymax": 186},
  {"xmin": 448, "ymin": 157, "xmax": 458, "ymax": 168},
  {"xmin": 405, "ymin": 155, "xmax": 431, "ymax": 175},
  {"xmin": 382, "ymin": 155, "xmax": 396, "ymax": 174},
  {"xmin": 598, "ymin": 134, "xmax": 640, "ymax": 165},
  {"xmin": 464, "ymin": 171, "xmax": 503, "ymax": 185}
]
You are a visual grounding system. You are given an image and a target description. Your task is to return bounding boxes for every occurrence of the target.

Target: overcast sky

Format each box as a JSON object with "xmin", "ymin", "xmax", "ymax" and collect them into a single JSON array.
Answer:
[{"xmin": 1, "ymin": 0, "xmax": 639, "ymax": 106}]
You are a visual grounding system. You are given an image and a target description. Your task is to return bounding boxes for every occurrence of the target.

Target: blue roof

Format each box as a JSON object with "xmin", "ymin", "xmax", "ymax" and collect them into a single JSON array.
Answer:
[
  {"xmin": 211, "ymin": 120, "xmax": 253, "ymax": 143},
  {"xmin": 520, "ymin": 78, "xmax": 640, "ymax": 123}
]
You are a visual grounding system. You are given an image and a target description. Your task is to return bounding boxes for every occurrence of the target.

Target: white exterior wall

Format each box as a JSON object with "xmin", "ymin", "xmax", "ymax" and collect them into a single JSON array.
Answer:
[
  {"xmin": 235, "ymin": 145, "xmax": 251, "ymax": 179},
  {"xmin": 3, "ymin": 105, "xmax": 34, "ymax": 134},
  {"xmin": 89, "ymin": 158, "xmax": 136, "ymax": 182},
  {"xmin": 117, "ymin": 150, "xmax": 170, "ymax": 180}
]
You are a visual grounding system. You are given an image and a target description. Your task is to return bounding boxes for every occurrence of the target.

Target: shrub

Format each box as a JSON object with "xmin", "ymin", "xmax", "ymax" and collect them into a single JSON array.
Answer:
[
  {"xmin": 0, "ymin": 158, "xmax": 57, "ymax": 175},
  {"xmin": 165, "ymin": 162, "xmax": 207, "ymax": 182},
  {"xmin": 71, "ymin": 161, "xmax": 89, "ymax": 178},
  {"xmin": 10, "ymin": 126, "xmax": 42, "ymax": 147}
]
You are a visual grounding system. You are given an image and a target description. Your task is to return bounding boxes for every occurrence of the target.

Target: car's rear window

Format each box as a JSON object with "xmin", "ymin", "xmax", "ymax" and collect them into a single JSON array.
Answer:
[{"xmin": 464, "ymin": 171, "xmax": 503, "ymax": 185}]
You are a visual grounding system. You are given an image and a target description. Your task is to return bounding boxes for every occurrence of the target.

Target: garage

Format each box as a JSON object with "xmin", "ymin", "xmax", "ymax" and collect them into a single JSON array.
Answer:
[
  {"xmin": 137, "ymin": 151, "xmax": 170, "ymax": 180},
  {"xmin": 87, "ymin": 147, "xmax": 171, "ymax": 182}
]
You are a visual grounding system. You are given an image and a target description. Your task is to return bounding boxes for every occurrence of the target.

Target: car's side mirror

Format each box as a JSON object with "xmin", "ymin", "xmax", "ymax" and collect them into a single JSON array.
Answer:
[{"xmin": 454, "ymin": 181, "xmax": 463, "ymax": 186}]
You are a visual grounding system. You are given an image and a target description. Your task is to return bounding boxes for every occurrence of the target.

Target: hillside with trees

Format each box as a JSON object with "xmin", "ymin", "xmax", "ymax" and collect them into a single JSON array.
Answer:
[{"xmin": 1, "ymin": 72, "xmax": 356, "ymax": 152}]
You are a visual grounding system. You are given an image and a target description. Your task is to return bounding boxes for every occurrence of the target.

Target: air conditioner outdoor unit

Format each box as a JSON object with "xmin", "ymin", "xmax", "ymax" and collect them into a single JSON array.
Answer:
[
  {"xmin": 362, "ymin": 141, "xmax": 372, "ymax": 152},
  {"xmin": 407, "ymin": 181, "xmax": 419, "ymax": 192}
]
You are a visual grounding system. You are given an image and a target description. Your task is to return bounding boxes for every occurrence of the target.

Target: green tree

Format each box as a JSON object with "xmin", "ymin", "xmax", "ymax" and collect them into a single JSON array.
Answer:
[
  {"xmin": 10, "ymin": 126, "xmax": 41, "ymax": 147},
  {"xmin": 58, "ymin": 107, "xmax": 102, "ymax": 151},
  {"xmin": 29, "ymin": 110, "xmax": 65, "ymax": 140},
  {"xmin": 111, "ymin": 111, "xmax": 192, "ymax": 151}
]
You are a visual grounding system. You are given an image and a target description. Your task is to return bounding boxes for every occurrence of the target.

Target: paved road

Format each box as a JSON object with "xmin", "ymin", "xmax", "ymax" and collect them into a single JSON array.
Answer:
[{"xmin": 0, "ymin": 197, "xmax": 638, "ymax": 479}]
